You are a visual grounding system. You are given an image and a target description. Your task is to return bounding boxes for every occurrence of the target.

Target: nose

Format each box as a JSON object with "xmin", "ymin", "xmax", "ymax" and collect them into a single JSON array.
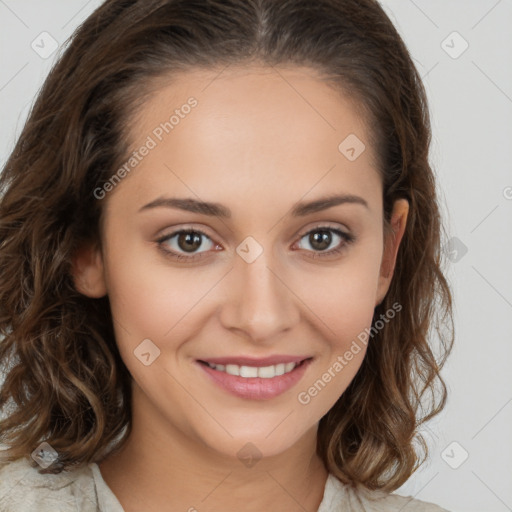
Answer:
[{"xmin": 218, "ymin": 247, "xmax": 300, "ymax": 344}]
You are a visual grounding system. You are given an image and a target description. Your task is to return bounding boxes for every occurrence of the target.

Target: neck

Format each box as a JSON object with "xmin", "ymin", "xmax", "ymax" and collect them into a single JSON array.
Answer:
[{"xmin": 98, "ymin": 385, "xmax": 329, "ymax": 512}]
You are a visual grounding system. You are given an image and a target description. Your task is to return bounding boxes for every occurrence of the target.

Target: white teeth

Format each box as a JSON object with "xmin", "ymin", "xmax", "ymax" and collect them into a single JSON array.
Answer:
[
  {"xmin": 274, "ymin": 363, "xmax": 285, "ymax": 376},
  {"xmin": 257, "ymin": 365, "xmax": 275, "ymax": 378},
  {"xmin": 239, "ymin": 366, "xmax": 258, "ymax": 378},
  {"xmin": 225, "ymin": 364, "xmax": 240, "ymax": 376},
  {"xmin": 206, "ymin": 361, "xmax": 300, "ymax": 378}
]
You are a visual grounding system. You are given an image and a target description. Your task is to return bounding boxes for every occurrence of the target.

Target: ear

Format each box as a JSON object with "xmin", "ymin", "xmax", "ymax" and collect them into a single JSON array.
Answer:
[
  {"xmin": 71, "ymin": 240, "xmax": 107, "ymax": 298},
  {"xmin": 375, "ymin": 198, "xmax": 409, "ymax": 306}
]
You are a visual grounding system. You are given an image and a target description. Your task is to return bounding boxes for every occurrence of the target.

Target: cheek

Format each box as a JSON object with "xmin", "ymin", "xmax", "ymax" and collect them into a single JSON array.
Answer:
[
  {"xmin": 299, "ymin": 243, "xmax": 382, "ymax": 338},
  {"xmin": 105, "ymin": 263, "xmax": 175, "ymax": 337},
  {"xmin": 102, "ymin": 243, "xmax": 225, "ymax": 382},
  {"xmin": 103, "ymin": 229, "xmax": 203, "ymax": 336},
  {"xmin": 103, "ymin": 256, "xmax": 203, "ymax": 406},
  {"xmin": 292, "ymin": 244, "xmax": 382, "ymax": 402}
]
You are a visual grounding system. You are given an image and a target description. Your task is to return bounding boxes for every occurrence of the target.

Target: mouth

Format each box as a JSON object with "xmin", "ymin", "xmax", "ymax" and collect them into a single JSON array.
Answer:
[{"xmin": 196, "ymin": 356, "xmax": 313, "ymax": 400}]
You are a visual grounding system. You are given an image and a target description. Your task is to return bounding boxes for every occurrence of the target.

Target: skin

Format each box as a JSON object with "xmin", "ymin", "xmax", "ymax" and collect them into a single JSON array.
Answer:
[{"xmin": 72, "ymin": 65, "xmax": 408, "ymax": 512}]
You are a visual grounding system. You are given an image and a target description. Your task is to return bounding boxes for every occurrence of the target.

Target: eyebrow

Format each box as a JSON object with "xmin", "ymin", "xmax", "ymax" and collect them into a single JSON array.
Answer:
[{"xmin": 139, "ymin": 193, "xmax": 369, "ymax": 218}]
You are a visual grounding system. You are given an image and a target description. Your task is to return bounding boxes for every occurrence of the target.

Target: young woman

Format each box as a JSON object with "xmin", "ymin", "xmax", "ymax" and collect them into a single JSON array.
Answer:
[{"xmin": 0, "ymin": 1, "xmax": 454, "ymax": 510}]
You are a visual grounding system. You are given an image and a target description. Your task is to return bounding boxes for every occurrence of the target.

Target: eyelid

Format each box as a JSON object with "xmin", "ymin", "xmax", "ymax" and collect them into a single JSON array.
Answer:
[
  {"xmin": 292, "ymin": 224, "xmax": 355, "ymax": 256},
  {"xmin": 155, "ymin": 226, "xmax": 217, "ymax": 251},
  {"xmin": 155, "ymin": 222, "xmax": 351, "ymax": 245},
  {"xmin": 295, "ymin": 221, "xmax": 351, "ymax": 239},
  {"xmin": 155, "ymin": 222, "xmax": 355, "ymax": 262},
  {"xmin": 155, "ymin": 224, "xmax": 217, "ymax": 243}
]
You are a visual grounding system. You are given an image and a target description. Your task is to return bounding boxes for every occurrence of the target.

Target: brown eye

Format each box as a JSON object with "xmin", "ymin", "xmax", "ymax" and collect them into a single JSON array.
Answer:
[
  {"xmin": 308, "ymin": 230, "xmax": 333, "ymax": 251},
  {"xmin": 156, "ymin": 229, "xmax": 217, "ymax": 261},
  {"xmin": 296, "ymin": 226, "xmax": 355, "ymax": 259},
  {"xmin": 176, "ymin": 231, "xmax": 203, "ymax": 253}
]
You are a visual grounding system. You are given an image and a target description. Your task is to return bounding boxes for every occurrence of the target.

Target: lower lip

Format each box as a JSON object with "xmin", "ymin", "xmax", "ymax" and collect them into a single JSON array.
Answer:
[{"xmin": 197, "ymin": 359, "xmax": 312, "ymax": 400}]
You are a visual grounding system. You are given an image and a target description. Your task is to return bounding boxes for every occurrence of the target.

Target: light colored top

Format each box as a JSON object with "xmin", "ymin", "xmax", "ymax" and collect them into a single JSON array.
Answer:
[{"xmin": 0, "ymin": 456, "xmax": 449, "ymax": 511}]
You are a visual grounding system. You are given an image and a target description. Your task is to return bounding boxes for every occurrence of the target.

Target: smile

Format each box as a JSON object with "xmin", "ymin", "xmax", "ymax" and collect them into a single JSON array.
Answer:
[
  {"xmin": 197, "ymin": 358, "xmax": 313, "ymax": 400},
  {"xmin": 203, "ymin": 361, "xmax": 299, "ymax": 378}
]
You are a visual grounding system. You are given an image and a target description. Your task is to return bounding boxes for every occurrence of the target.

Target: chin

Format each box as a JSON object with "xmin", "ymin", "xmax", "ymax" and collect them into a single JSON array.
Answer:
[{"xmin": 188, "ymin": 414, "xmax": 317, "ymax": 464}]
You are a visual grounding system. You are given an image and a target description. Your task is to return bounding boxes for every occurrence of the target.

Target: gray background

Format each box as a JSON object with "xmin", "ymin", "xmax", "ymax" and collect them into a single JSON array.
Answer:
[{"xmin": 1, "ymin": 1, "xmax": 511, "ymax": 511}]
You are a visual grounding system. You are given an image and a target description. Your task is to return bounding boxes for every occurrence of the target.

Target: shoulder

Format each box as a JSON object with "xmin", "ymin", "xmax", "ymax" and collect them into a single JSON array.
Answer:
[
  {"xmin": 0, "ymin": 456, "xmax": 99, "ymax": 512},
  {"xmin": 320, "ymin": 473, "xmax": 450, "ymax": 512}
]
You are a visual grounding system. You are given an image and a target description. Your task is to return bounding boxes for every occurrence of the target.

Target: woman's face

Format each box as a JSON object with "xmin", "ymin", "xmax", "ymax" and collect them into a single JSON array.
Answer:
[{"xmin": 74, "ymin": 65, "xmax": 407, "ymax": 460}]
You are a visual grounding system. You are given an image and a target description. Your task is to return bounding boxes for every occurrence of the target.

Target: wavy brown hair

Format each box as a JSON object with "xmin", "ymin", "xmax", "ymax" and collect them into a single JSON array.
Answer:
[{"xmin": 0, "ymin": 0, "xmax": 453, "ymax": 491}]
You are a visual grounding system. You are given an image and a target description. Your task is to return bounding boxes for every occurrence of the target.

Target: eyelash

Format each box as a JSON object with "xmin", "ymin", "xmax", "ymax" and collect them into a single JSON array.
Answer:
[{"xmin": 155, "ymin": 225, "xmax": 355, "ymax": 263}]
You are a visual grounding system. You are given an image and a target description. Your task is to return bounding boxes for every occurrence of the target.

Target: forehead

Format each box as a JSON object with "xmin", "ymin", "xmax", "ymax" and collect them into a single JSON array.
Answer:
[{"xmin": 107, "ymin": 65, "xmax": 381, "ymax": 218}]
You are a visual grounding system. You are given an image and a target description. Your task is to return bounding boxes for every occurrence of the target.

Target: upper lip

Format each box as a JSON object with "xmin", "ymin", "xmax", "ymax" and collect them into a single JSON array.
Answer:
[{"xmin": 199, "ymin": 355, "xmax": 312, "ymax": 367}]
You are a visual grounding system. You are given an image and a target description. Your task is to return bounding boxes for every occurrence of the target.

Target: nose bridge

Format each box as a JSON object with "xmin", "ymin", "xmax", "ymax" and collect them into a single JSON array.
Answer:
[{"xmin": 219, "ymin": 237, "xmax": 298, "ymax": 340}]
